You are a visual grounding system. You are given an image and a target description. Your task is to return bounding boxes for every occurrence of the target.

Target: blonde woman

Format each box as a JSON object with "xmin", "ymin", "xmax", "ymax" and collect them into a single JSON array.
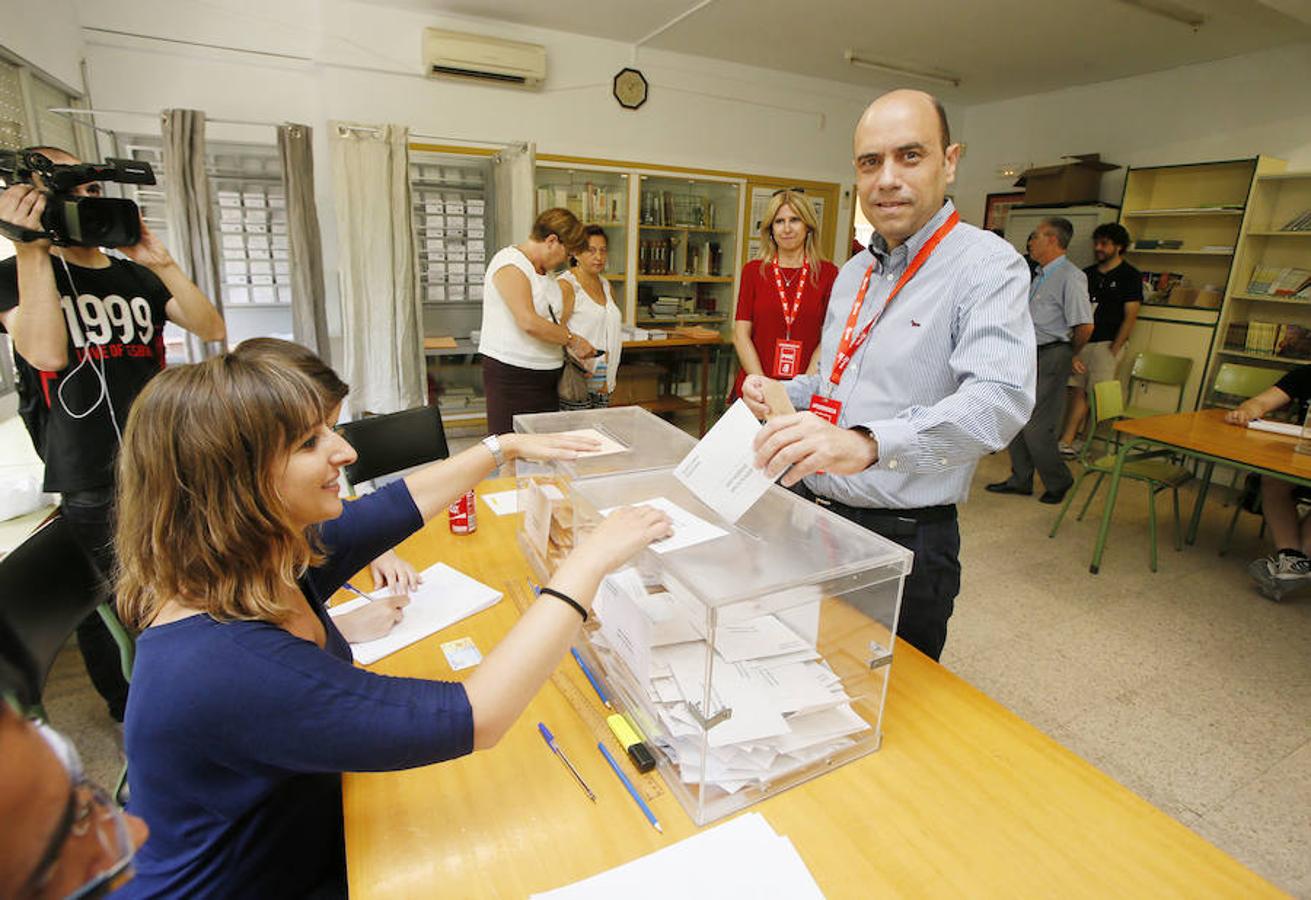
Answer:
[
  {"xmin": 731, "ymin": 190, "xmax": 837, "ymax": 400},
  {"xmin": 113, "ymin": 353, "xmax": 670, "ymax": 898},
  {"xmin": 557, "ymin": 226, "xmax": 623, "ymax": 409},
  {"xmin": 479, "ymin": 207, "xmax": 596, "ymax": 434}
]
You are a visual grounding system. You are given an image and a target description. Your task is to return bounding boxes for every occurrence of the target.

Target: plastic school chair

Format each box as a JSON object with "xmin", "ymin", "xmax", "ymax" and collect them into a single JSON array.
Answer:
[
  {"xmin": 1124, "ymin": 352, "xmax": 1193, "ymax": 419},
  {"xmin": 338, "ymin": 405, "xmax": 450, "ymax": 491},
  {"xmin": 1049, "ymin": 380, "xmax": 1193, "ymax": 571}
]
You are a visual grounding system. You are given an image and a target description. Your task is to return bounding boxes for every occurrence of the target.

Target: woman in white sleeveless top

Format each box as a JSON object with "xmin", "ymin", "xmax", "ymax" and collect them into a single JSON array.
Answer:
[
  {"xmin": 557, "ymin": 226, "xmax": 623, "ymax": 410},
  {"xmin": 477, "ymin": 208, "xmax": 595, "ymax": 434}
]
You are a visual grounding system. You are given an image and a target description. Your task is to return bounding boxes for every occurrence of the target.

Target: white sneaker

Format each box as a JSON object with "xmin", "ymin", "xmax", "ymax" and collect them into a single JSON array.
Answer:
[
  {"xmin": 1248, "ymin": 553, "xmax": 1311, "ymax": 599},
  {"xmin": 1058, "ymin": 442, "xmax": 1078, "ymax": 459}
]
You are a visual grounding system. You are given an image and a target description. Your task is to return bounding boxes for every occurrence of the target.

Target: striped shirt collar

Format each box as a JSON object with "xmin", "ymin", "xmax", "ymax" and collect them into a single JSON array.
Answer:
[{"xmin": 867, "ymin": 200, "xmax": 957, "ymax": 270}]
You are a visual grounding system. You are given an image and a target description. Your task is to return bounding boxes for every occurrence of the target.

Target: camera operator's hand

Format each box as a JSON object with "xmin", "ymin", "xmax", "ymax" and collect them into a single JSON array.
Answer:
[
  {"xmin": 0, "ymin": 185, "xmax": 51, "ymax": 252},
  {"xmin": 118, "ymin": 217, "xmax": 176, "ymax": 270}
]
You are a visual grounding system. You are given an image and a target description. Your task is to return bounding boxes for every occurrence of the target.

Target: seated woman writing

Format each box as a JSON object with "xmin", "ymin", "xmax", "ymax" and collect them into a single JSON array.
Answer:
[{"xmin": 113, "ymin": 352, "xmax": 670, "ymax": 899}]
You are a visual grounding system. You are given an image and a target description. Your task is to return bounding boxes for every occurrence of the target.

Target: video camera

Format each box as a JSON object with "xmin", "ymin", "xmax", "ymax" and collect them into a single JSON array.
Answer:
[{"xmin": 0, "ymin": 148, "xmax": 156, "ymax": 248}]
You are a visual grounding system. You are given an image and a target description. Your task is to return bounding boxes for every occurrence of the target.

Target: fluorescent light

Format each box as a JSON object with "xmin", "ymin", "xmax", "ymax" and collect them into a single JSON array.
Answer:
[
  {"xmin": 844, "ymin": 50, "xmax": 961, "ymax": 88},
  {"xmin": 1116, "ymin": 0, "xmax": 1206, "ymax": 28}
]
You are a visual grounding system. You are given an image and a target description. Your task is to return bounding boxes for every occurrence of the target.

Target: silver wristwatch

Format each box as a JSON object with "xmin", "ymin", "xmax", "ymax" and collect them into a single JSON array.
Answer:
[{"xmin": 482, "ymin": 434, "xmax": 506, "ymax": 469}]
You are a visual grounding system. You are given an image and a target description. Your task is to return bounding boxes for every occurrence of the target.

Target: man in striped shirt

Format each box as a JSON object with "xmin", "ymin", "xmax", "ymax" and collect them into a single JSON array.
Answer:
[{"xmin": 746, "ymin": 90, "xmax": 1034, "ymax": 661}]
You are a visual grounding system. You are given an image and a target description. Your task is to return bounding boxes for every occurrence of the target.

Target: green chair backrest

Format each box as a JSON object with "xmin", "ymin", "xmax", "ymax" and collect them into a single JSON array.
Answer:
[
  {"xmin": 1212, "ymin": 363, "xmax": 1282, "ymax": 399},
  {"xmin": 1091, "ymin": 379, "xmax": 1125, "ymax": 424},
  {"xmin": 1130, "ymin": 352, "xmax": 1192, "ymax": 387}
]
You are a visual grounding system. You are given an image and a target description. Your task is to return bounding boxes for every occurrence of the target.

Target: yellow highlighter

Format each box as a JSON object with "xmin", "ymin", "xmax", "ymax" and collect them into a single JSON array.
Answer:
[{"xmin": 606, "ymin": 714, "xmax": 657, "ymax": 773}]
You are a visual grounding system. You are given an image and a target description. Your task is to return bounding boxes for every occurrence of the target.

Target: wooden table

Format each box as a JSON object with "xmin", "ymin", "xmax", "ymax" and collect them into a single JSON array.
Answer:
[
  {"xmin": 342, "ymin": 478, "xmax": 1277, "ymax": 898},
  {"xmin": 618, "ymin": 335, "xmax": 724, "ymax": 436},
  {"xmin": 1091, "ymin": 408, "xmax": 1311, "ymax": 573}
]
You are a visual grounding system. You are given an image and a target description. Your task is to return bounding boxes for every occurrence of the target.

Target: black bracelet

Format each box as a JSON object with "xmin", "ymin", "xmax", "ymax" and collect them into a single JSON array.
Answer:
[{"xmin": 539, "ymin": 587, "xmax": 588, "ymax": 622}]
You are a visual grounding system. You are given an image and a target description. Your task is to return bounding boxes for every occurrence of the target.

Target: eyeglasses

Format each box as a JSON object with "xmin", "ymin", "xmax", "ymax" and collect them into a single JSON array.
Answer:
[
  {"xmin": 577, "ymin": 245, "xmax": 608, "ymax": 255},
  {"xmin": 770, "ymin": 187, "xmax": 806, "ymax": 196},
  {"xmin": 28, "ymin": 722, "xmax": 137, "ymax": 900}
]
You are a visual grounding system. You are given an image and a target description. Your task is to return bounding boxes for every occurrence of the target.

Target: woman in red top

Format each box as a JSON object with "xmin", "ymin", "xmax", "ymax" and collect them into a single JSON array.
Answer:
[{"xmin": 731, "ymin": 190, "xmax": 837, "ymax": 400}]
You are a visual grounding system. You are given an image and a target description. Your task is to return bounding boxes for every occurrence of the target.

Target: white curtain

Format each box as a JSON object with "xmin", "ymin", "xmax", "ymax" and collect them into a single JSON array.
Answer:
[
  {"xmin": 161, "ymin": 108, "xmax": 224, "ymax": 360},
  {"xmin": 277, "ymin": 124, "xmax": 331, "ymax": 360},
  {"xmin": 492, "ymin": 141, "xmax": 536, "ymax": 249},
  {"xmin": 329, "ymin": 122, "xmax": 423, "ymax": 414}
]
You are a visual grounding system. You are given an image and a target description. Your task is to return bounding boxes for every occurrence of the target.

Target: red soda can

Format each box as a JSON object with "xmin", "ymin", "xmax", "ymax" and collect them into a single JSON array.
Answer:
[{"xmin": 448, "ymin": 490, "xmax": 477, "ymax": 534}]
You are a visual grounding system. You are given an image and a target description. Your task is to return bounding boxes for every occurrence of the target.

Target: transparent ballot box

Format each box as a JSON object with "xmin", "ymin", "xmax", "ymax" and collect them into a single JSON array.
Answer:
[
  {"xmin": 567, "ymin": 467, "xmax": 911, "ymax": 826},
  {"xmin": 513, "ymin": 407, "xmax": 697, "ymax": 580}
]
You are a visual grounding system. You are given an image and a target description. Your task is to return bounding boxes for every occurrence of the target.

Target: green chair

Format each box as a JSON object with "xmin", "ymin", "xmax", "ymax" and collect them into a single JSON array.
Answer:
[
  {"xmin": 1050, "ymin": 380, "xmax": 1193, "ymax": 571},
  {"xmin": 1124, "ymin": 352, "xmax": 1193, "ymax": 419},
  {"xmin": 1209, "ymin": 363, "xmax": 1284, "ymax": 554}
]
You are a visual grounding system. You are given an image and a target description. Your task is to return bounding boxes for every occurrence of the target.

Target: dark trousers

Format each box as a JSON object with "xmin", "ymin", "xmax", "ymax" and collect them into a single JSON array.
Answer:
[
  {"xmin": 482, "ymin": 356, "xmax": 561, "ymax": 435},
  {"xmin": 61, "ymin": 487, "xmax": 130, "ymax": 722},
  {"xmin": 1006, "ymin": 341, "xmax": 1074, "ymax": 494},
  {"xmin": 800, "ymin": 487, "xmax": 962, "ymax": 661}
]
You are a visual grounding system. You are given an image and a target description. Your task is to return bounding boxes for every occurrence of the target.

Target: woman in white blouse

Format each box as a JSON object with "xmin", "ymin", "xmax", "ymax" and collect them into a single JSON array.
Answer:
[
  {"xmin": 557, "ymin": 226, "xmax": 623, "ymax": 409},
  {"xmin": 478, "ymin": 208, "xmax": 595, "ymax": 433}
]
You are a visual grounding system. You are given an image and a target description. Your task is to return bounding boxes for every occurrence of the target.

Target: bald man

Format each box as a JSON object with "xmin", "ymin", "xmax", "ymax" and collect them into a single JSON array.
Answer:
[{"xmin": 745, "ymin": 90, "xmax": 1035, "ymax": 660}]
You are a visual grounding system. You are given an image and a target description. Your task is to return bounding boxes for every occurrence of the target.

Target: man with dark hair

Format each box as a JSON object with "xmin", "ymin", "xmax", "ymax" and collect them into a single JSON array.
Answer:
[
  {"xmin": 0, "ymin": 146, "xmax": 226, "ymax": 722},
  {"xmin": 988, "ymin": 216, "xmax": 1092, "ymax": 503},
  {"xmin": 744, "ymin": 89, "xmax": 1034, "ymax": 661},
  {"xmin": 1059, "ymin": 222, "xmax": 1142, "ymax": 455}
]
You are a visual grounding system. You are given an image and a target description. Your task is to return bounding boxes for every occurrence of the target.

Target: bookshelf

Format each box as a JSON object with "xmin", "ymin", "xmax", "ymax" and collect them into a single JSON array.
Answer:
[
  {"xmin": 534, "ymin": 163, "xmax": 630, "ymax": 316},
  {"xmin": 1208, "ymin": 166, "xmax": 1311, "ymax": 404},
  {"xmin": 1116, "ymin": 157, "xmax": 1282, "ymax": 412}
]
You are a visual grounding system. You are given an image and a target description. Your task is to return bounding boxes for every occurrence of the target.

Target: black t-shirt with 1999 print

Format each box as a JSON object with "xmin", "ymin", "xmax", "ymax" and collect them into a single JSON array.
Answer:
[{"xmin": 0, "ymin": 255, "xmax": 170, "ymax": 493}]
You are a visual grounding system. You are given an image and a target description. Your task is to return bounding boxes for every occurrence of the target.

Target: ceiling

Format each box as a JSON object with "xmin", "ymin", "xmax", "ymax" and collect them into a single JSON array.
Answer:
[{"xmin": 361, "ymin": 0, "xmax": 1311, "ymax": 103}]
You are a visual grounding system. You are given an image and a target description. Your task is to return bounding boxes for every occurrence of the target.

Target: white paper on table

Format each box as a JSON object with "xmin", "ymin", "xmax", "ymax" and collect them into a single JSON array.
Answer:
[
  {"xmin": 1248, "ymin": 418, "xmax": 1302, "ymax": 438},
  {"xmin": 481, "ymin": 489, "xmax": 519, "ymax": 516},
  {"xmin": 557, "ymin": 427, "xmax": 629, "ymax": 457},
  {"xmin": 522, "ymin": 483, "xmax": 552, "ymax": 558},
  {"xmin": 530, "ymin": 813, "xmax": 825, "ymax": 900},
  {"xmin": 600, "ymin": 496, "xmax": 729, "ymax": 554},
  {"xmin": 595, "ymin": 568, "xmax": 652, "ymax": 682},
  {"xmin": 672, "ymin": 399, "xmax": 777, "ymax": 523},
  {"xmin": 714, "ymin": 613, "xmax": 811, "ymax": 663},
  {"xmin": 332, "ymin": 562, "xmax": 502, "ymax": 665}
]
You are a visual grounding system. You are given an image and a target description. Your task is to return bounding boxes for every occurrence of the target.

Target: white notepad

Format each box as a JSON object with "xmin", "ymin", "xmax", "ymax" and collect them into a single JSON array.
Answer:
[
  {"xmin": 328, "ymin": 562, "xmax": 501, "ymax": 665},
  {"xmin": 1248, "ymin": 418, "xmax": 1302, "ymax": 438}
]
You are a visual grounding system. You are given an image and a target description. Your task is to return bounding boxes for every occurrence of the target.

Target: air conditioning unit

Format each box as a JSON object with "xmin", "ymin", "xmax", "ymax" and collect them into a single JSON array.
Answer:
[{"xmin": 422, "ymin": 28, "xmax": 546, "ymax": 90}]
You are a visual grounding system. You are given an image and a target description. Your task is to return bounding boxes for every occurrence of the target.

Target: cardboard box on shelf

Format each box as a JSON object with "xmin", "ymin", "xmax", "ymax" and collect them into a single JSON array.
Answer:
[
  {"xmin": 610, "ymin": 362, "xmax": 665, "ymax": 405},
  {"xmin": 1016, "ymin": 154, "xmax": 1120, "ymax": 204}
]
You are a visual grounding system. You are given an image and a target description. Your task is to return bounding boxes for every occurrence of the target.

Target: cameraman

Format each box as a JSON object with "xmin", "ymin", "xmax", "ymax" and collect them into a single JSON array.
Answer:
[{"xmin": 0, "ymin": 145, "xmax": 225, "ymax": 723}]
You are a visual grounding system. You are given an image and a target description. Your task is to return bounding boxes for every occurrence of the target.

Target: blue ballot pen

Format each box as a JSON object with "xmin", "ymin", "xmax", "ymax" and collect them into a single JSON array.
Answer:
[
  {"xmin": 570, "ymin": 647, "xmax": 612, "ymax": 710},
  {"xmin": 342, "ymin": 582, "xmax": 376, "ymax": 602},
  {"xmin": 598, "ymin": 741, "xmax": 661, "ymax": 833},
  {"xmin": 538, "ymin": 722, "xmax": 595, "ymax": 802}
]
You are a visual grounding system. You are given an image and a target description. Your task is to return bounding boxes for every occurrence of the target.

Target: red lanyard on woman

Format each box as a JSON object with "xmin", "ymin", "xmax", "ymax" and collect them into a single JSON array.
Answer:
[
  {"xmin": 771, "ymin": 260, "xmax": 809, "ymax": 340},
  {"xmin": 827, "ymin": 211, "xmax": 959, "ymax": 393}
]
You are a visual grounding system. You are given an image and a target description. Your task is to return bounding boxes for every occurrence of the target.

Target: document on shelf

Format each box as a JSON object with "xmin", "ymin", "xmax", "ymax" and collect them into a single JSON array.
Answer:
[
  {"xmin": 328, "ymin": 562, "xmax": 502, "ymax": 665},
  {"xmin": 599, "ymin": 496, "xmax": 729, "ymax": 554},
  {"xmin": 673, "ymin": 399, "xmax": 778, "ymax": 523},
  {"xmin": 557, "ymin": 427, "xmax": 629, "ymax": 457},
  {"xmin": 530, "ymin": 812, "xmax": 824, "ymax": 899}
]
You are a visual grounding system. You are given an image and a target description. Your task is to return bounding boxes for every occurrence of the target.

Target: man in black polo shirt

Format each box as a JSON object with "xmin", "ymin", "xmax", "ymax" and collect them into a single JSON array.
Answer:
[
  {"xmin": 1059, "ymin": 223, "xmax": 1142, "ymax": 456},
  {"xmin": 0, "ymin": 146, "xmax": 225, "ymax": 721}
]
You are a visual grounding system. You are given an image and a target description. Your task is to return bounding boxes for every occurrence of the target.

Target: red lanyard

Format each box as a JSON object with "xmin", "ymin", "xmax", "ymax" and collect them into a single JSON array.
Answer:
[
  {"xmin": 771, "ymin": 260, "xmax": 809, "ymax": 339},
  {"xmin": 828, "ymin": 211, "xmax": 959, "ymax": 389}
]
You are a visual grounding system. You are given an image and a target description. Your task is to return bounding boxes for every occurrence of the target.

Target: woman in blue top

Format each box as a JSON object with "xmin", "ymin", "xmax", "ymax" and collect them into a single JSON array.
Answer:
[{"xmin": 111, "ymin": 352, "xmax": 670, "ymax": 899}]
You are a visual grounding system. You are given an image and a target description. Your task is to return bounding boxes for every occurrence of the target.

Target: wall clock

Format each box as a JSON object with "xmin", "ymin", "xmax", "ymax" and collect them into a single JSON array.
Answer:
[{"xmin": 613, "ymin": 68, "xmax": 649, "ymax": 110}]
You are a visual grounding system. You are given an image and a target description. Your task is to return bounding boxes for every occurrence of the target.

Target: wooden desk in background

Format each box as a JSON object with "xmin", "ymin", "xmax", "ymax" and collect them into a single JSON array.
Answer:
[
  {"xmin": 1092, "ymin": 408, "xmax": 1311, "ymax": 572},
  {"xmin": 616, "ymin": 335, "xmax": 724, "ymax": 436},
  {"xmin": 342, "ymin": 478, "xmax": 1277, "ymax": 898}
]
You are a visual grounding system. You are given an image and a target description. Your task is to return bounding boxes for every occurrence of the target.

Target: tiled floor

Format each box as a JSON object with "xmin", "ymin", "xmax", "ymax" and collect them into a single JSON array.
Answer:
[{"xmin": 40, "ymin": 448, "xmax": 1311, "ymax": 895}]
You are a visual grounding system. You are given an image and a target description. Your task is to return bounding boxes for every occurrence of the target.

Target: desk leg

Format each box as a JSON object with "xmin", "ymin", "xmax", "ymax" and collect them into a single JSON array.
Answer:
[
  {"xmin": 1186, "ymin": 460, "xmax": 1214, "ymax": 546},
  {"xmin": 1091, "ymin": 438, "xmax": 1135, "ymax": 574},
  {"xmin": 697, "ymin": 345, "xmax": 710, "ymax": 436}
]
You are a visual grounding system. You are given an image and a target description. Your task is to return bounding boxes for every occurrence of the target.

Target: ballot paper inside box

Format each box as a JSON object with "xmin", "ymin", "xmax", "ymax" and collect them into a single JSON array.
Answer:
[
  {"xmin": 512, "ymin": 407, "xmax": 697, "ymax": 582},
  {"xmin": 567, "ymin": 467, "xmax": 912, "ymax": 826}
]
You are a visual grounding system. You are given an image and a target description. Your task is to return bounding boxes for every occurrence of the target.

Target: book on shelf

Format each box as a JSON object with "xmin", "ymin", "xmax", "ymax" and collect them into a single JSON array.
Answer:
[
  {"xmin": 1243, "ymin": 320, "xmax": 1279, "ymax": 355},
  {"xmin": 535, "ymin": 182, "xmax": 624, "ymax": 223},
  {"xmin": 1247, "ymin": 265, "xmax": 1311, "ymax": 297},
  {"xmin": 1280, "ymin": 208, "xmax": 1311, "ymax": 232},
  {"xmin": 1276, "ymin": 325, "xmax": 1311, "ymax": 360},
  {"xmin": 1275, "ymin": 268, "xmax": 1311, "ymax": 297},
  {"xmin": 1225, "ymin": 321, "xmax": 1248, "ymax": 350}
]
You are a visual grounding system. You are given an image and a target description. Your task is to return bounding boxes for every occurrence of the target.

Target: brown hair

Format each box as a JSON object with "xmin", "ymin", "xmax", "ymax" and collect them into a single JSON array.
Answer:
[
  {"xmin": 530, "ymin": 207, "xmax": 587, "ymax": 253},
  {"xmin": 115, "ymin": 355, "xmax": 328, "ymax": 629},
  {"xmin": 231, "ymin": 337, "xmax": 349, "ymax": 407},
  {"xmin": 756, "ymin": 190, "xmax": 827, "ymax": 285}
]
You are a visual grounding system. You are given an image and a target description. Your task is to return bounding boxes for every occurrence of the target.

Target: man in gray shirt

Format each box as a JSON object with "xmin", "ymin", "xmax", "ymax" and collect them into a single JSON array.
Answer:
[{"xmin": 987, "ymin": 216, "xmax": 1093, "ymax": 503}]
